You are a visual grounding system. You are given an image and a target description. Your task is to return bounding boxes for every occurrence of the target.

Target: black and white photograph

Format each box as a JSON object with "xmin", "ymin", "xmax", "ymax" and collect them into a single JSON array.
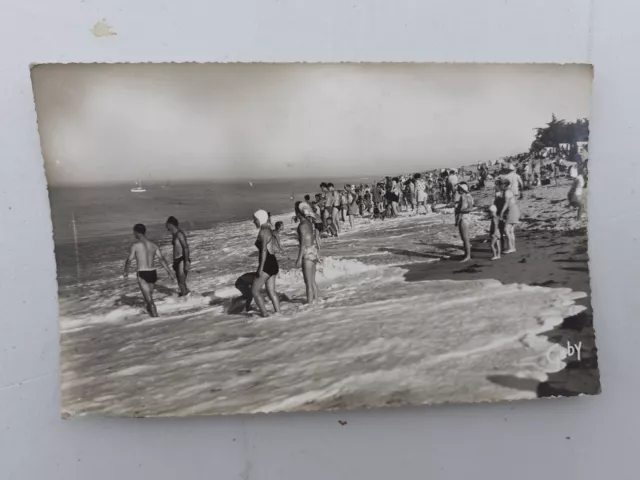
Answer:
[{"xmin": 31, "ymin": 62, "xmax": 599, "ymax": 417}]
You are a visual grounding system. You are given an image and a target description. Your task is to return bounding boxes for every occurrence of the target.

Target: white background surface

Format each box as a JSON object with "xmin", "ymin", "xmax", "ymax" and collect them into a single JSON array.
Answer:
[{"xmin": 0, "ymin": 0, "xmax": 635, "ymax": 478}]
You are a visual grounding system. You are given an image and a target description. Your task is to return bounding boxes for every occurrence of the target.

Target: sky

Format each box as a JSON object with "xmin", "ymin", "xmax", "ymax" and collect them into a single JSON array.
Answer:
[{"xmin": 31, "ymin": 63, "xmax": 592, "ymax": 186}]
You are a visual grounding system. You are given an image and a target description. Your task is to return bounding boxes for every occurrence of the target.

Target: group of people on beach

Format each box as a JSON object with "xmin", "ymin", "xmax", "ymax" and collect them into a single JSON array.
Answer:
[{"xmin": 123, "ymin": 150, "xmax": 588, "ymax": 318}]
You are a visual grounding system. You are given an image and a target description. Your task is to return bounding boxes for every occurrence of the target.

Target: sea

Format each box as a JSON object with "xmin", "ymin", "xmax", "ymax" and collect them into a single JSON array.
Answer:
[{"xmin": 50, "ymin": 179, "xmax": 587, "ymax": 416}]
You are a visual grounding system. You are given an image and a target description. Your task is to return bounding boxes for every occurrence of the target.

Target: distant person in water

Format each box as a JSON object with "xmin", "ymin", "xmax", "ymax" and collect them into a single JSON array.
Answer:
[
  {"xmin": 295, "ymin": 201, "xmax": 321, "ymax": 304},
  {"xmin": 252, "ymin": 210, "xmax": 281, "ymax": 317},
  {"xmin": 320, "ymin": 183, "xmax": 337, "ymax": 237},
  {"xmin": 328, "ymin": 183, "xmax": 342, "ymax": 234},
  {"xmin": 455, "ymin": 183, "xmax": 474, "ymax": 263},
  {"xmin": 346, "ymin": 184, "xmax": 359, "ymax": 229},
  {"xmin": 165, "ymin": 216, "xmax": 191, "ymax": 297},
  {"xmin": 488, "ymin": 205, "xmax": 501, "ymax": 260},
  {"xmin": 272, "ymin": 221, "xmax": 285, "ymax": 253},
  {"xmin": 123, "ymin": 223, "xmax": 174, "ymax": 317}
]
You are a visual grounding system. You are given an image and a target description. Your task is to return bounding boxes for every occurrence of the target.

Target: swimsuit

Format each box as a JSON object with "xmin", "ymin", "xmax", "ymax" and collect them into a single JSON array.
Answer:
[
  {"xmin": 173, "ymin": 256, "xmax": 190, "ymax": 273},
  {"xmin": 255, "ymin": 237, "xmax": 279, "ymax": 277},
  {"xmin": 172, "ymin": 234, "xmax": 190, "ymax": 274},
  {"xmin": 137, "ymin": 270, "xmax": 158, "ymax": 284},
  {"xmin": 302, "ymin": 244, "xmax": 320, "ymax": 263},
  {"xmin": 504, "ymin": 193, "xmax": 521, "ymax": 224}
]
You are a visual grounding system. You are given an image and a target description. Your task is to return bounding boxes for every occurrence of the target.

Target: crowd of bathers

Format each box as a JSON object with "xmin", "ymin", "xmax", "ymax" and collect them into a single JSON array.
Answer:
[{"xmin": 125, "ymin": 152, "xmax": 588, "ymax": 318}]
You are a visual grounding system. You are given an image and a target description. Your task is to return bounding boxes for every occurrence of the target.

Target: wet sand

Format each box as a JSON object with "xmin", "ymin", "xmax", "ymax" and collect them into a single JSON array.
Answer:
[{"xmin": 404, "ymin": 178, "xmax": 599, "ymax": 397}]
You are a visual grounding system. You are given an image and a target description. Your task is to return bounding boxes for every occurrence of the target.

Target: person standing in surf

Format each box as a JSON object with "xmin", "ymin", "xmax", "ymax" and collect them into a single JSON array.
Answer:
[
  {"xmin": 295, "ymin": 201, "xmax": 321, "ymax": 304},
  {"xmin": 346, "ymin": 184, "xmax": 359, "ymax": 229},
  {"xmin": 328, "ymin": 183, "xmax": 342, "ymax": 234},
  {"xmin": 165, "ymin": 216, "xmax": 191, "ymax": 297},
  {"xmin": 455, "ymin": 183, "xmax": 474, "ymax": 263},
  {"xmin": 320, "ymin": 183, "xmax": 338, "ymax": 237},
  {"xmin": 123, "ymin": 223, "xmax": 174, "ymax": 317},
  {"xmin": 252, "ymin": 210, "xmax": 281, "ymax": 317},
  {"xmin": 272, "ymin": 221, "xmax": 286, "ymax": 254}
]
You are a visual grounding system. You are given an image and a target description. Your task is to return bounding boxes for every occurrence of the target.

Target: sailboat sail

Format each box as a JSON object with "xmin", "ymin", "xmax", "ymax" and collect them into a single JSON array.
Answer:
[{"xmin": 131, "ymin": 180, "xmax": 146, "ymax": 193}]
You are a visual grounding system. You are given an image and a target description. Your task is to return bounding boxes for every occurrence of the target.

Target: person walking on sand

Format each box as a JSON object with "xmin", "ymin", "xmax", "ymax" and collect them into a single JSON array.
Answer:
[
  {"xmin": 568, "ymin": 166, "xmax": 586, "ymax": 220},
  {"xmin": 251, "ymin": 210, "xmax": 281, "ymax": 317},
  {"xmin": 488, "ymin": 205, "xmax": 501, "ymax": 260},
  {"xmin": 165, "ymin": 216, "xmax": 191, "ymax": 297},
  {"xmin": 455, "ymin": 182, "xmax": 474, "ymax": 263},
  {"xmin": 553, "ymin": 157, "xmax": 560, "ymax": 187},
  {"xmin": 493, "ymin": 178, "xmax": 507, "ymax": 252},
  {"xmin": 413, "ymin": 173, "xmax": 430, "ymax": 215},
  {"xmin": 499, "ymin": 178, "xmax": 520, "ymax": 254},
  {"xmin": 295, "ymin": 201, "xmax": 321, "ymax": 304},
  {"xmin": 502, "ymin": 163, "xmax": 524, "ymax": 199},
  {"xmin": 123, "ymin": 223, "xmax": 174, "ymax": 317},
  {"xmin": 447, "ymin": 169, "xmax": 459, "ymax": 203}
]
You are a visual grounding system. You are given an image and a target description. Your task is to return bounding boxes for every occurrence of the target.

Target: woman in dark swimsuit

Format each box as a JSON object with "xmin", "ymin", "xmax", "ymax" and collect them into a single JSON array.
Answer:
[{"xmin": 251, "ymin": 209, "xmax": 281, "ymax": 317}]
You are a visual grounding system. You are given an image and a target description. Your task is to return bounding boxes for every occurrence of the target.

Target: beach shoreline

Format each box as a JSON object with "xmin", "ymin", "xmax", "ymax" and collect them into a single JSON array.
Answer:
[{"xmin": 57, "ymin": 173, "xmax": 598, "ymax": 416}]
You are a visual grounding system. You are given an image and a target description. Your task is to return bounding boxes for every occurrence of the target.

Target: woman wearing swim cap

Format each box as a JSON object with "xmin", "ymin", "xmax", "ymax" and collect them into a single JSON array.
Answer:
[
  {"xmin": 295, "ymin": 201, "xmax": 321, "ymax": 304},
  {"xmin": 251, "ymin": 209, "xmax": 281, "ymax": 317}
]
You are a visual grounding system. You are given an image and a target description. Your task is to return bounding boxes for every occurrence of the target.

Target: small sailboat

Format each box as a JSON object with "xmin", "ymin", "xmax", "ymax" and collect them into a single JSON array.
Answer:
[
  {"xmin": 249, "ymin": 181, "xmax": 253, "ymax": 187},
  {"xmin": 289, "ymin": 190, "xmax": 294, "ymax": 201},
  {"xmin": 131, "ymin": 180, "xmax": 146, "ymax": 193}
]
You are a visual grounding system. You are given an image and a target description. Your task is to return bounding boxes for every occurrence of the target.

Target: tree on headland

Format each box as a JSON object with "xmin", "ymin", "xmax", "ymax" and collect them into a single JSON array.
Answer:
[{"xmin": 530, "ymin": 115, "xmax": 590, "ymax": 154}]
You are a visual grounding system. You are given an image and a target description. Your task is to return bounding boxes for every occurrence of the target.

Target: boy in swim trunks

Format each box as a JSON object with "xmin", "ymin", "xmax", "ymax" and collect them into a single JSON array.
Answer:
[
  {"xmin": 124, "ymin": 223, "xmax": 174, "ymax": 317},
  {"xmin": 165, "ymin": 216, "xmax": 191, "ymax": 297},
  {"xmin": 488, "ymin": 205, "xmax": 501, "ymax": 260},
  {"xmin": 295, "ymin": 201, "xmax": 320, "ymax": 304}
]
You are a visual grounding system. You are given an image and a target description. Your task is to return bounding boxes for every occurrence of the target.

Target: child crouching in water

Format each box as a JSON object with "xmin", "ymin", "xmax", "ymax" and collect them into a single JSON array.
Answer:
[{"xmin": 489, "ymin": 205, "xmax": 501, "ymax": 260}]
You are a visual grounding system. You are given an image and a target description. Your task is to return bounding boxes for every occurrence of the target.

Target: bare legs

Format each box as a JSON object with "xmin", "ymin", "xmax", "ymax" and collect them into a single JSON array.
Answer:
[
  {"xmin": 415, "ymin": 201, "xmax": 430, "ymax": 215},
  {"xmin": 458, "ymin": 217, "xmax": 471, "ymax": 263},
  {"xmin": 302, "ymin": 260, "xmax": 319, "ymax": 304},
  {"xmin": 331, "ymin": 208, "xmax": 341, "ymax": 233},
  {"xmin": 176, "ymin": 262, "xmax": 189, "ymax": 297},
  {"xmin": 575, "ymin": 196, "xmax": 584, "ymax": 220},
  {"xmin": 491, "ymin": 237, "xmax": 501, "ymax": 260},
  {"xmin": 503, "ymin": 224, "xmax": 517, "ymax": 253},
  {"xmin": 252, "ymin": 273, "xmax": 280, "ymax": 317},
  {"xmin": 138, "ymin": 277, "xmax": 158, "ymax": 317},
  {"xmin": 265, "ymin": 276, "xmax": 281, "ymax": 313}
]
